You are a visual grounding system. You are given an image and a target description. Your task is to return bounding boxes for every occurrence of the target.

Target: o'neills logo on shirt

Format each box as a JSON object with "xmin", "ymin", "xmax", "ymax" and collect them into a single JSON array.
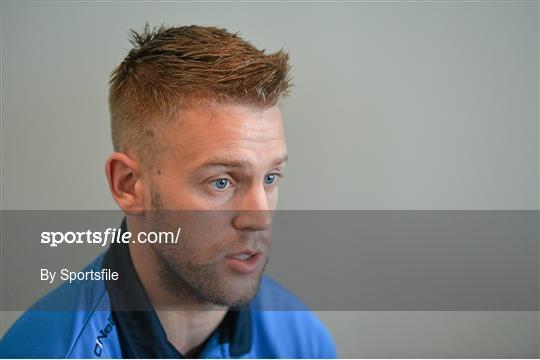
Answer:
[{"xmin": 94, "ymin": 314, "xmax": 115, "ymax": 357}]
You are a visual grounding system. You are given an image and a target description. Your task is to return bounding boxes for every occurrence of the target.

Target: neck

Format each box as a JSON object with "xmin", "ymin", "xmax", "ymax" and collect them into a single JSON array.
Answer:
[{"xmin": 127, "ymin": 220, "xmax": 227, "ymax": 356}]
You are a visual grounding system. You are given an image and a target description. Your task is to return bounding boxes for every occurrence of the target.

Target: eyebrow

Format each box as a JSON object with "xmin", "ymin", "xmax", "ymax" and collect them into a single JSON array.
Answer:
[{"xmin": 198, "ymin": 154, "xmax": 288, "ymax": 169}]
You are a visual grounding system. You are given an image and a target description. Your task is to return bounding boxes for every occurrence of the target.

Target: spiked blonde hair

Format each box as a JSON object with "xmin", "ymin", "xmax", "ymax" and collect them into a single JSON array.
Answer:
[{"xmin": 108, "ymin": 23, "xmax": 292, "ymax": 164}]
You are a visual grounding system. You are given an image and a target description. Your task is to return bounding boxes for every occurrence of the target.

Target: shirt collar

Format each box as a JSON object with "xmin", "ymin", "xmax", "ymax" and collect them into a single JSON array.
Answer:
[{"xmin": 103, "ymin": 218, "xmax": 252, "ymax": 358}]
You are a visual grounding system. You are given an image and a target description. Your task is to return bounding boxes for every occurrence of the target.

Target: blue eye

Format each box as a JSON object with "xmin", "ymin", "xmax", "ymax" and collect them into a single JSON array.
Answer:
[
  {"xmin": 264, "ymin": 174, "xmax": 276, "ymax": 185},
  {"xmin": 211, "ymin": 178, "xmax": 230, "ymax": 190}
]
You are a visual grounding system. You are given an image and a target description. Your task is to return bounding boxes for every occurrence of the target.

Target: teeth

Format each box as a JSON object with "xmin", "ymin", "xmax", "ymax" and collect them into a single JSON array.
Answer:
[{"xmin": 233, "ymin": 254, "xmax": 251, "ymax": 260}]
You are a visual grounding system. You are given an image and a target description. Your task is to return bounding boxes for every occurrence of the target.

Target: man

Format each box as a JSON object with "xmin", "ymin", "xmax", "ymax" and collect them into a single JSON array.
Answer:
[{"xmin": 1, "ymin": 24, "xmax": 336, "ymax": 358}]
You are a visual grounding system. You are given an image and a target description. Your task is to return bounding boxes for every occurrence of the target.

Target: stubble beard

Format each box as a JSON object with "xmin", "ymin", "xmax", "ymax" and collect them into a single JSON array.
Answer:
[{"xmin": 148, "ymin": 186, "xmax": 268, "ymax": 308}]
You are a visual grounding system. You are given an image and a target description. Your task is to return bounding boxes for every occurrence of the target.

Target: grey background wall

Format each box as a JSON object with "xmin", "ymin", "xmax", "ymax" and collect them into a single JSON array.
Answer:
[{"xmin": 2, "ymin": 1, "xmax": 539, "ymax": 357}]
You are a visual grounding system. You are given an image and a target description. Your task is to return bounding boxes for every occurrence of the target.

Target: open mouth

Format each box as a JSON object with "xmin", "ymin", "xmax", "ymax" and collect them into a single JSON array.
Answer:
[
  {"xmin": 231, "ymin": 253, "xmax": 257, "ymax": 261},
  {"xmin": 225, "ymin": 251, "xmax": 262, "ymax": 274}
]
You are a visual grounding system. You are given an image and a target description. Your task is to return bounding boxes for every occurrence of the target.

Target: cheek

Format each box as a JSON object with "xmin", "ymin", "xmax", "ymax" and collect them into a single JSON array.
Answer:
[
  {"xmin": 160, "ymin": 239, "xmax": 216, "ymax": 268},
  {"xmin": 151, "ymin": 175, "xmax": 201, "ymax": 209},
  {"xmin": 177, "ymin": 215, "xmax": 236, "ymax": 261},
  {"xmin": 267, "ymin": 188, "xmax": 279, "ymax": 209}
]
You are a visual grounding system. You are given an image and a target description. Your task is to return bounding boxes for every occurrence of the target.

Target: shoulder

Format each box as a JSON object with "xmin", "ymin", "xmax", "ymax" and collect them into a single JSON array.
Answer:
[
  {"xmin": 249, "ymin": 276, "xmax": 337, "ymax": 358},
  {"xmin": 0, "ymin": 253, "xmax": 120, "ymax": 358}
]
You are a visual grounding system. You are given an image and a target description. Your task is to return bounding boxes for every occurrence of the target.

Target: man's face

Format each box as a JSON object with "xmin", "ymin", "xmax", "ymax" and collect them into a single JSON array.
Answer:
[{"xmin": 144, "ymin": 103, "xmax": 287, "ymax": 307}]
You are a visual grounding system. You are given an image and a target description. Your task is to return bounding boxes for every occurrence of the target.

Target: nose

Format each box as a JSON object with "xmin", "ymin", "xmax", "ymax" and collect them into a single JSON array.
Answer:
[{"xmin": 232, "ymin": 184, "xmax": 273, "ymax": 232}]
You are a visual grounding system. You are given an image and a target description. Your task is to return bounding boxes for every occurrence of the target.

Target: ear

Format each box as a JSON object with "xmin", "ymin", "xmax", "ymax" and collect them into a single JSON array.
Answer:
[{"xmin": 105, "ymin": 152, "xmax": 146, "ymax": 214}]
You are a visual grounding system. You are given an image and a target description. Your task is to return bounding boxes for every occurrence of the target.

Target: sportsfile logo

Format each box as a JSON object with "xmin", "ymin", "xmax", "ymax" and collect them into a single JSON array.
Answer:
[
  {"xmin": 41, "ymin": 227, "xmax": 181, "ymax": 248},
  {"xmin": 94, "ymin": 314, "xmax": 115, "ymax": 357}
]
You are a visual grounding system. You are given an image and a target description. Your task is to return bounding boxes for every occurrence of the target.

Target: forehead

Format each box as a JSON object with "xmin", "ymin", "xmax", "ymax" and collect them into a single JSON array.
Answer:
[{"xmin": 164, "ymin": 103, "xmax": 286, "ymax": 168}]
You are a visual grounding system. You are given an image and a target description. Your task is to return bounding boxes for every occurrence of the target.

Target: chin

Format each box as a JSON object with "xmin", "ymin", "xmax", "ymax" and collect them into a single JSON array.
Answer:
[{"xmin": 217, "ymin": 272, "xmax": 263, "ymax": 307}]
